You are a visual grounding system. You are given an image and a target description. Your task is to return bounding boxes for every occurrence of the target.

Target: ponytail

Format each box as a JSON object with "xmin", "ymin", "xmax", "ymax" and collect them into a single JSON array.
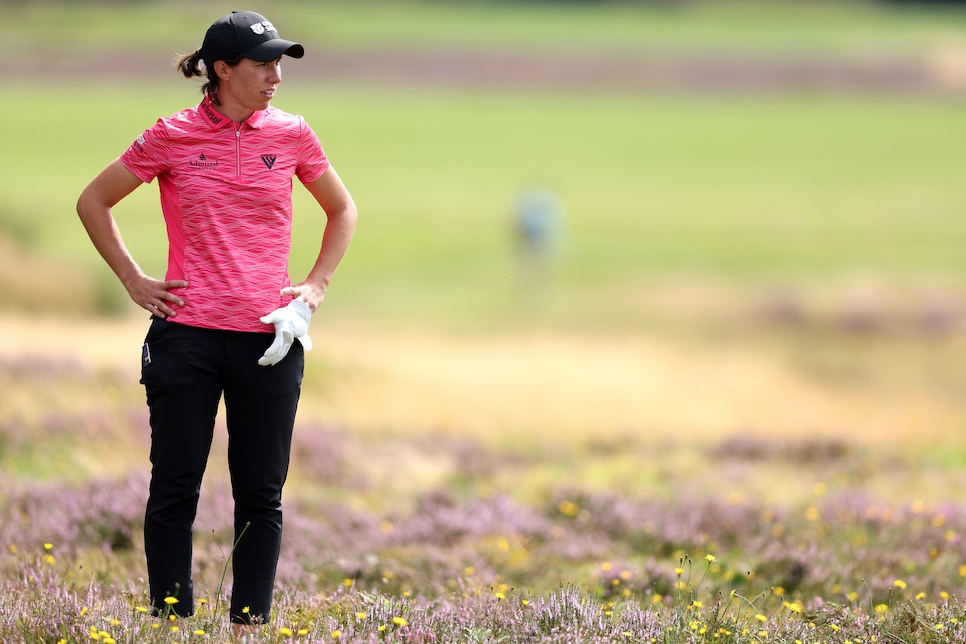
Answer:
[
  {"xmin": 176, "ymin": 49, "xmax": 205, "ymax": 79},
  {"xmin": 174, "ymin": 49, "xmax": 242, "ymax": 103}
]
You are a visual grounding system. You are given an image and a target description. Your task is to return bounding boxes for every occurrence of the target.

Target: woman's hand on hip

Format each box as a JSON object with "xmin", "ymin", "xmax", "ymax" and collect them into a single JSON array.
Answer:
[{"xmin": 125, "ymin": 274, "xmax": 188, "ymax": 319}]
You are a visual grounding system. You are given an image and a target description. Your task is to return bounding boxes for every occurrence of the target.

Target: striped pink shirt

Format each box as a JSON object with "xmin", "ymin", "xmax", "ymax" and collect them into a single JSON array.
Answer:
[{"xmin": 121, "ymin": 96, "xmax": 329, "ymax": 332}]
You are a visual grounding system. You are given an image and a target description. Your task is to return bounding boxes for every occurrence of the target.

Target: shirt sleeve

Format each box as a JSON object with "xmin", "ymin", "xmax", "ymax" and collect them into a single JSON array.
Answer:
[
  {"xmin": 119, "ymin": 118, "xmax": 172, "ymax": 184},
  {"xmin": 295, "ymin": 116, "xmax": 330, "ymax": 184}
]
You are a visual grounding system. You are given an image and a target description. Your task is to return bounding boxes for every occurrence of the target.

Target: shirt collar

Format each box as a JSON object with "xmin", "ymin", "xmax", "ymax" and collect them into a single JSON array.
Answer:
[{"xmin": 198, "ymin": 95, "xmax": 269, "ymax": 130}]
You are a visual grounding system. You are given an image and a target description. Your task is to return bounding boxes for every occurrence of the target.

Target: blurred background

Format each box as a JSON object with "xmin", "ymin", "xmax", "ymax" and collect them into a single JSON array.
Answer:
[{"xmin": 3, "ymin": 0, "xmax": 966, "ymax": 508}]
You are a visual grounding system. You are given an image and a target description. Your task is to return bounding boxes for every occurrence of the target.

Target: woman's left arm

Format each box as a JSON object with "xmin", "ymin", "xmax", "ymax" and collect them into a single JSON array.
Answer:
[{"xmin": 283, "ymin": 167, "xmax": 358, "ymax": 312}]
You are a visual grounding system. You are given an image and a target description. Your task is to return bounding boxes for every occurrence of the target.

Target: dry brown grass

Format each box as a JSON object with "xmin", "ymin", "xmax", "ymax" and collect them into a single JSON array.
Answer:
[
  {"xmin": 3, "ymin": 311, "xmax": 963, "ymax": 453},
  {"xmin": 7, "ymin": 306, "xmax": 966, "ymax": 510}
]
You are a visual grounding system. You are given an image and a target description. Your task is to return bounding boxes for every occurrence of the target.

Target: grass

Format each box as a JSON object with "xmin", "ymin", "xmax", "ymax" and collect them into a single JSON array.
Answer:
[
  {"xmin": 6, "ymin": 0, "xmax": 966, "ymax": 640},
  {"xmin": 6, "ymin": 83, "xmax": 966, "ymax": 331},
  {"xmin": 6, "ymin": 2, "xmax": 966, "ymax": 331},
  {"xmin": 6, "ymin": 0, "xmax": 966, "ymax": 56}
]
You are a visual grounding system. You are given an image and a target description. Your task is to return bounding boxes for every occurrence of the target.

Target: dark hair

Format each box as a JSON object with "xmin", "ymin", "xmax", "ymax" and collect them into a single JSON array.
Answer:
[{"xmin": 175, "ymin": 49, "xmax": 243, "ymax": 104}]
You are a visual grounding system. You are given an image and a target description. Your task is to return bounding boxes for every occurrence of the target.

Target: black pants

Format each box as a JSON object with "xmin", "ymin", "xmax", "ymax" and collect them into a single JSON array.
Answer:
[{"xmin": 139, "ymin": 318, "xmax": 303, "ymax": 625}]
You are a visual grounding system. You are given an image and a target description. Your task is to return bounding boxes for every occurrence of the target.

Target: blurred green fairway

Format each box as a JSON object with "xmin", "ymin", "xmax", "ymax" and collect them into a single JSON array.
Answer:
[{"xmin": 3, "ymin": 0, "xmax": 966, "ymax": 332}]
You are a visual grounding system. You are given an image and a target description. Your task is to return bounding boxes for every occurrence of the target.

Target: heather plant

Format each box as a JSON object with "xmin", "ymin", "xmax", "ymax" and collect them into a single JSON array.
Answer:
[
  {"xmin": 6, "ymin": 352, "xmax": 966, "ymax": 642},
  {"xmin": 6, "ymin": 464, "xmax": 966, "ymax": 642}
]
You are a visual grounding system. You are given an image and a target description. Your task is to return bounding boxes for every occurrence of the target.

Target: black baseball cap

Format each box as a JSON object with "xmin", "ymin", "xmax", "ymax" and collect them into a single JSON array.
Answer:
[{"xmin": 199, "ymin": 11, "xmax": 304, "ymax": 65}]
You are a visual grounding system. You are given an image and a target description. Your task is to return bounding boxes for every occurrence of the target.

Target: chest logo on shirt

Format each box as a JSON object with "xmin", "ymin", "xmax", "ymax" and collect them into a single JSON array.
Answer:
[
  {"xmin": 189, "ymin": 153, "xmax": 219, "ymax": 171},
  {"xmin": 261, "ymin": 154, "xmax": 277, "ymax": 170}
]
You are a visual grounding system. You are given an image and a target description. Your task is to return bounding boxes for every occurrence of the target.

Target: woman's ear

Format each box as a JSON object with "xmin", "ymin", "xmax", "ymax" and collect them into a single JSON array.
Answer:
[{"xmin": 214, "ymin": 60, "xmax": 231, "ymax": 81}]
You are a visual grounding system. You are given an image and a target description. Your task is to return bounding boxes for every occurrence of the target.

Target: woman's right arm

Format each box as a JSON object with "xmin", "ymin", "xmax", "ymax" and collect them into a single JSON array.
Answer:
[{"xmin": 76, "ymin": 159, "xmax": 186, "ymax": 318}]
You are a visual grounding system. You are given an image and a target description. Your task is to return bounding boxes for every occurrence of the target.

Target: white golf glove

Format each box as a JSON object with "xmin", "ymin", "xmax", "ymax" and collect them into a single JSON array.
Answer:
[{"xmin": 258, "ymin": 299, "xmax": 313, "ymax": 366}]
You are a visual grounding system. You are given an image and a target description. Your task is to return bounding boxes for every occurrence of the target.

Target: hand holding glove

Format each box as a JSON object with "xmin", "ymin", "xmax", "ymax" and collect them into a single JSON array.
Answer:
[{"xmin": 258, "ymin": 299, "xmax": 313, "ymax": 366}]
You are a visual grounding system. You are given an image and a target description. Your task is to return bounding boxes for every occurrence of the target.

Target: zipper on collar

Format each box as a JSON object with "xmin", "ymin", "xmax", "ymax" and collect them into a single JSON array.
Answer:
[{"xmin": 232, "ymin": 122, "xmax": 242, "ymax": 177}]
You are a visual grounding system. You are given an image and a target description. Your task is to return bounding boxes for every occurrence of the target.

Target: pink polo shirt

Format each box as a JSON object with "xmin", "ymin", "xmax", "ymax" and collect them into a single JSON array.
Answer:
[{"xmin": 120, "ymin": 96, "xmax": 329, "ymax": 332}]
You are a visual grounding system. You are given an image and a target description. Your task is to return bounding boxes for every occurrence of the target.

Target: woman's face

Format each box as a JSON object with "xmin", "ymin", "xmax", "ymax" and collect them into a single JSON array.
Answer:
[{"xmin": 217, "ymin": 57, "xmax": 283, "ymax": 118}]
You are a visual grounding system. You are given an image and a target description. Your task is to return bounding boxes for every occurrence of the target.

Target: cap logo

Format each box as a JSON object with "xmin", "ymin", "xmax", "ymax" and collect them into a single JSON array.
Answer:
[{"xmin": 250, "ymin": 21, "xmax": 276, "ymax": 36}]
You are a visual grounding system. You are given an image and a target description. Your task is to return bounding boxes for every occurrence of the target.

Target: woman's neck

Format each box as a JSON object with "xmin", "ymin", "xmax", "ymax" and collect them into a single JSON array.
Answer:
[{"xmin": 208, "ymin": 94, "xmax": 253, "ymax": 124}]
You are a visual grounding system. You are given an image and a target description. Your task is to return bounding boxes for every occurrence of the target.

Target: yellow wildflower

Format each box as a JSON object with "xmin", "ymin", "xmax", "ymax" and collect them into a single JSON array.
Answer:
[
  {"xmin": 705, "ymin": 554, "xmax": 716, "ymax": 563},
  {"xmin": 893, "ymin": 579, "xmax": 907, "ymax": 589},
  {"xmin": 392, "ymin": 616, "xmax": 408, "ymax": 627},
  {"xmin": 558, "ymin": 500, "xmax": 580, "ymax": 517},
  {"xmin": 163, "ymin": 597, "xmax": 178, "ymax": 605},
  {"xmin": 331, "ymin": 630, "xmax": 342, "ymax": 639}
]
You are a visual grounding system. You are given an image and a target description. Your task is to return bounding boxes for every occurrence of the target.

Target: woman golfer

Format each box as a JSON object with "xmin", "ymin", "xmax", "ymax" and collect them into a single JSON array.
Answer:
[{"xmin": 76, "ymin": 10, "xmax": 357, "ymax": 634}]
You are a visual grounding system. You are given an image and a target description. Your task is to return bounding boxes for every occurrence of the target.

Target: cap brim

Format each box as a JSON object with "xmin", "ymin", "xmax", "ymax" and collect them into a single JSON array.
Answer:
[{"xmin": 243, "ymin": 39, "xmax": 304, "ymax": 62}]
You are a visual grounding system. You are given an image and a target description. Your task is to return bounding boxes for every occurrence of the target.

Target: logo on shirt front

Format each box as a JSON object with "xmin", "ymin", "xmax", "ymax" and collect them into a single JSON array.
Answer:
[
  {"xmin": 189, "ymin": 153, "xmax": 219, "ymax": 171},
  {"xmin": 261, "ymin": 154, "xmax": 277, "ymax": 170}
]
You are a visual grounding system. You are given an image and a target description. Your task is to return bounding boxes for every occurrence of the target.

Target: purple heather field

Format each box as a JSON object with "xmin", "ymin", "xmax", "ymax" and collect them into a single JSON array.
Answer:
[{"xmin": 4, "ymin": 348, "xmax": 966, "ymax": 642}]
